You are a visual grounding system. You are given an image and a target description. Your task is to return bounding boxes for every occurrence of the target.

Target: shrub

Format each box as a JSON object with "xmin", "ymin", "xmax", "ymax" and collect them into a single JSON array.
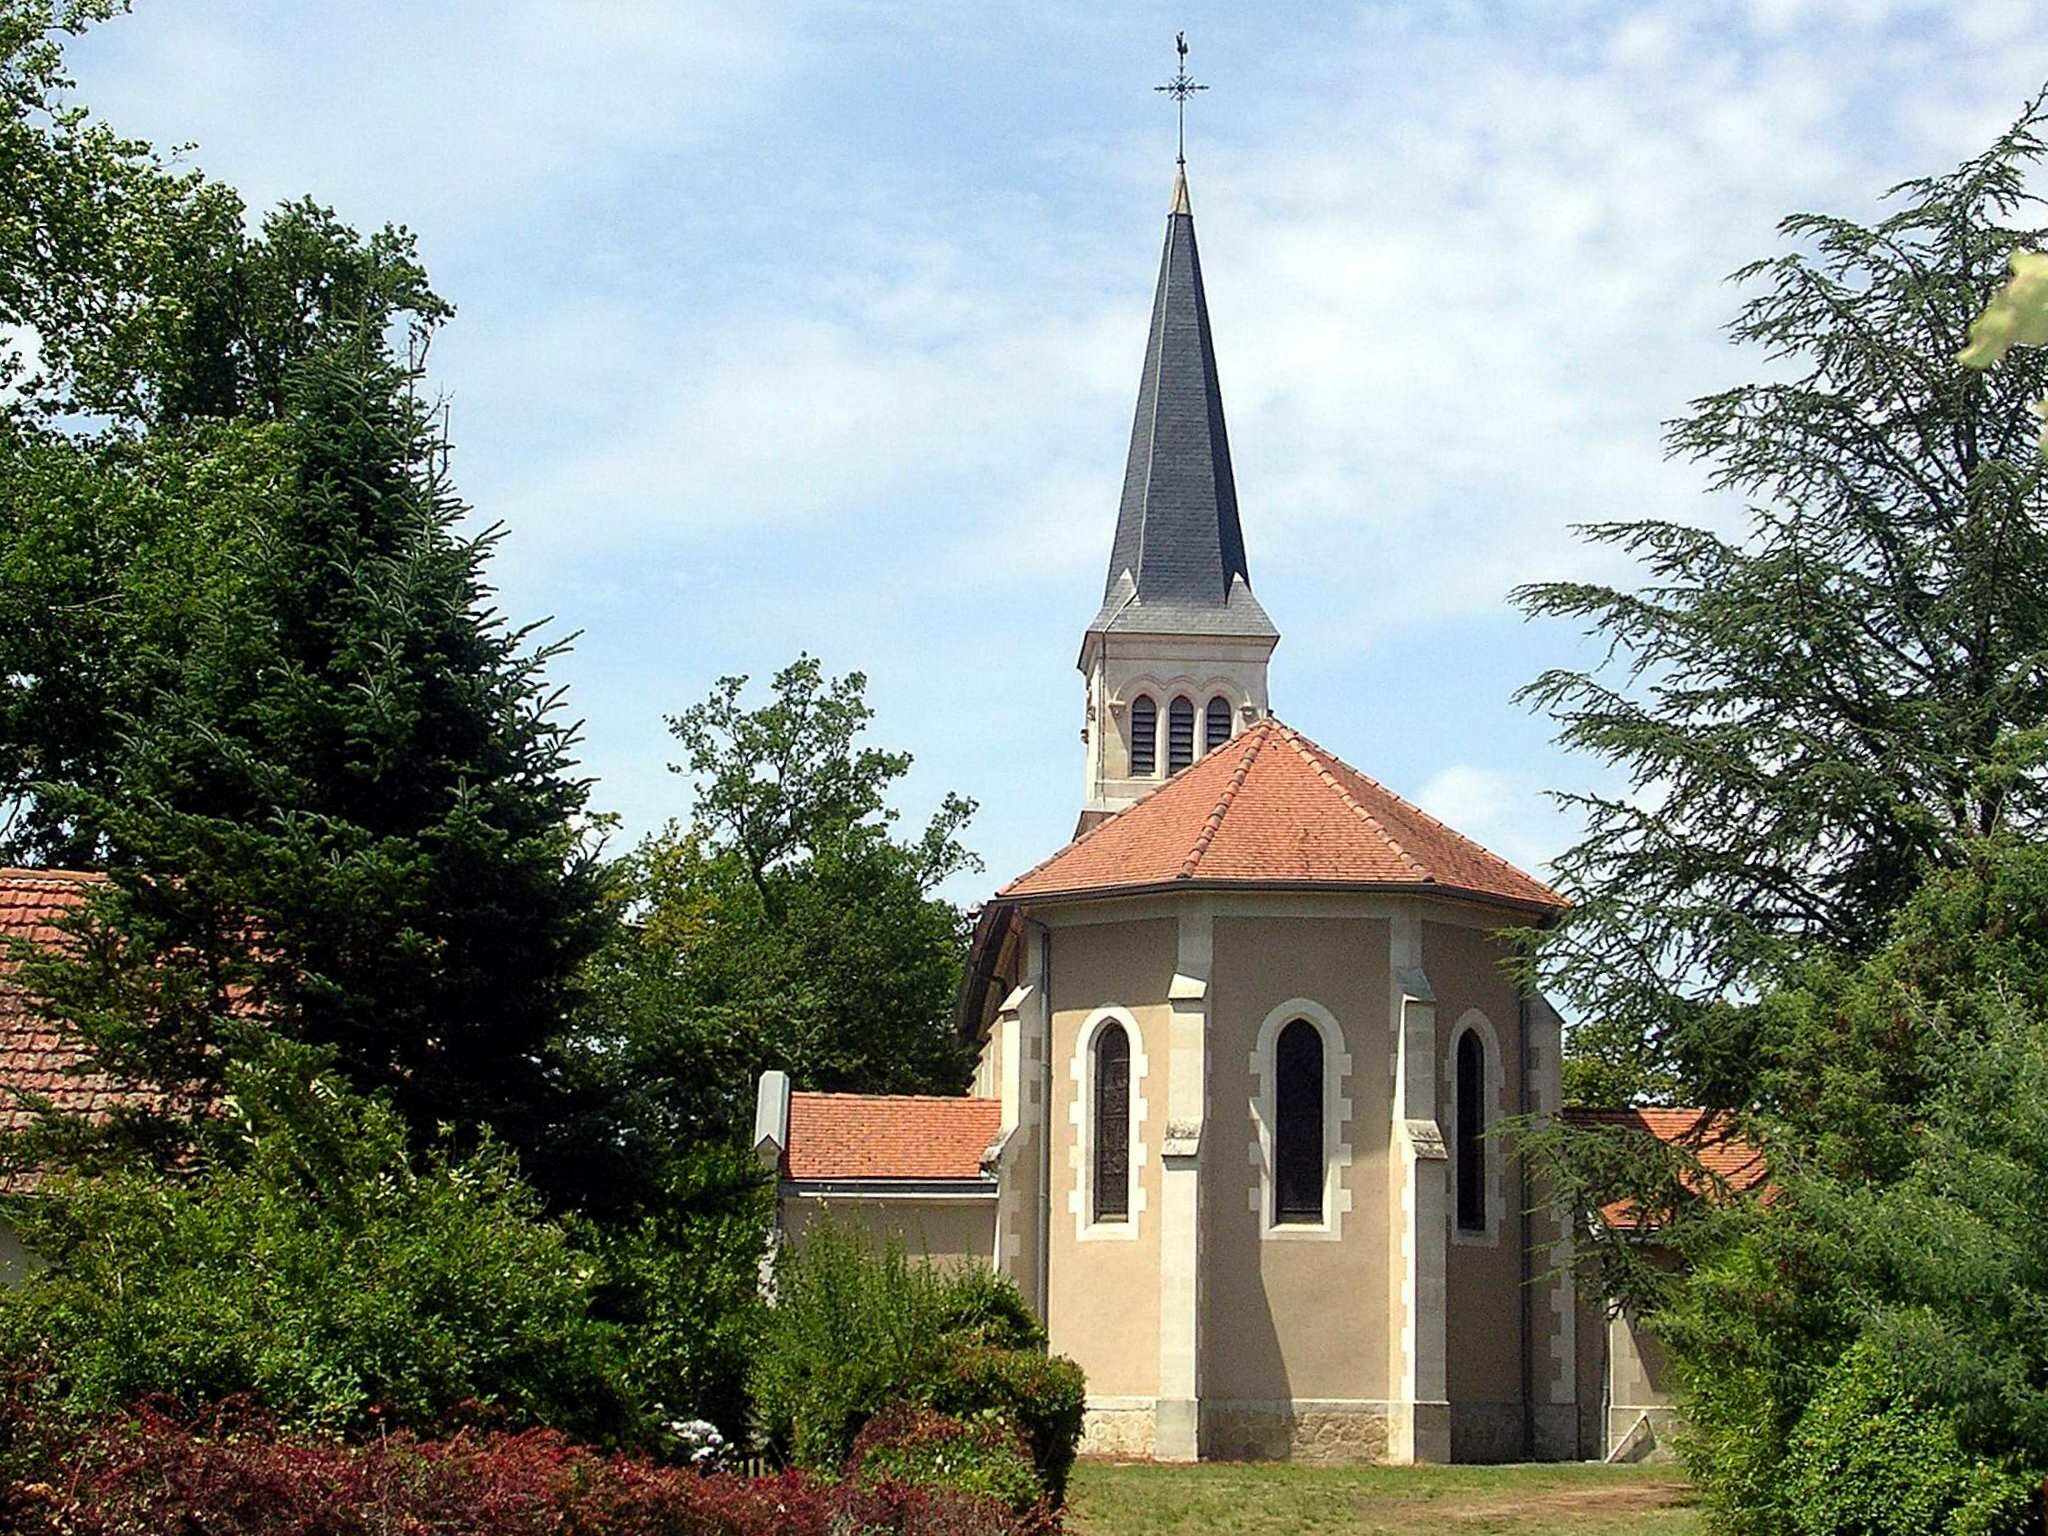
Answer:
[
  {"xmin": 931, "ymin": 1347, "xmax": 1086, "ymax": 1506},
  {"xmin": 850, "ymin": 1404, "xmax": 1045, "ymax": 1521},
  {"xmin": 1781, "ymin": 1340, "xmax": 2036, "ymax": 1536},
  {"xmin": 750, "ymin": 1226, "xmax": 1084, "ymax": 1505},
  {"xmin": 3, "ymin": 1398, "xmax": 1035, "ymax": 1536},
  {"xmin": 0, "ymin": 1042, "xmax": 641, "ymax": 1446}
]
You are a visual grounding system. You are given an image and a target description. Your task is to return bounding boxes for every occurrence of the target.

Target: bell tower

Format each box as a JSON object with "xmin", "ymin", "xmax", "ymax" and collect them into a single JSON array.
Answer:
[{"xmin": 1079, "ymin": 164, "xmax": 1278, "ymax": 829}]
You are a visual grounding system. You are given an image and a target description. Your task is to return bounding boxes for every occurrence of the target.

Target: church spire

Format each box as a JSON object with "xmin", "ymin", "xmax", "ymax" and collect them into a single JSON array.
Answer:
[{"xmin": 1089, "ymin": 160, "xmax": 1275, "ymax": 639}]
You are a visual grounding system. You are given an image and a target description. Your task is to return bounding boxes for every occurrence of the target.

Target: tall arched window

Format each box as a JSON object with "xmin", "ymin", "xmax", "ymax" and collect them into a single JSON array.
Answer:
[
  {"xmin": 1205, "ymin": 695, "xmax": 1232, "ymax": 753},
  {"xmin": 1456, "ymin": 1030, "xmax": 1486, "ymax": 1232},
  {"xmin": 1274, "ymin": 1019, "xmax": 1324, "ymax": 1225},
  {"xmin": 1167, "ymin": 696, "xmax": 1195, "ymax": 773},
  {"xmin": 1093, "ymin": 1023, "xmax": 1131, "ymax": 1222},
  {"xmin": 1129, "ymin": 696, "xmax": 1156, "ymax": 776}
]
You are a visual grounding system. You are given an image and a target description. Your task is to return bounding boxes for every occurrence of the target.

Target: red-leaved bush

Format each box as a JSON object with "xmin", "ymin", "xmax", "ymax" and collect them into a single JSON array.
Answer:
[{"xmin": 2, "ymin": 1393, "xmax": 1037, "ymax": 1536}]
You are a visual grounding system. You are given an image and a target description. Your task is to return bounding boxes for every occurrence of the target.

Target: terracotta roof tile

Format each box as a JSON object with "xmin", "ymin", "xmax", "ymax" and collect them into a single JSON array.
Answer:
[
  {"xmin": 1001, "ymin": 717, "xmax": 1563, "ymax": 911},
  {"xmin": 1562, "ymin": 1107, "xmax": 1770, "ymax": 1229},
  {"xmin": 783, "ymin": 1092, "xmax": 1001, "ymax": 1182},
  {"xmin": 0, "ymin": 869, "xmax": 155, "ymax": 1149}
]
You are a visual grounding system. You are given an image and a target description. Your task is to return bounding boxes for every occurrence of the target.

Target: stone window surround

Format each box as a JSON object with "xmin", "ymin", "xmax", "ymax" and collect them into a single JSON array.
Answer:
[
  {"xmin": 1248, "ymin": 996, "xmax": 1354, "ymax": 1241},
  {"xmin": 1069, "ymin": 1005, "xmax": 1149, "ymax": 1241},
  {"xmin": 1444, "ymin": 1006, "xmax": 1506, "ymax": 1247}
]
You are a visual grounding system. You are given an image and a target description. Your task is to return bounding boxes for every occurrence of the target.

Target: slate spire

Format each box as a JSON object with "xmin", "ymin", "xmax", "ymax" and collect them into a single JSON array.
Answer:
[{"xmin": 1091, "ymin": 168, "xmax": 1275, "ymax": 639}]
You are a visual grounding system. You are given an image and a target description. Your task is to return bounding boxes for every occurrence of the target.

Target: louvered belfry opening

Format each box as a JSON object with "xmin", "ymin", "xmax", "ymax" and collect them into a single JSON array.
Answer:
[
  {"xmin": 1457, "ymin": 1031, "xmax": 1486, "ymax": 1231},
  {"xmin": 1274, "ymin": 1018, "xmax": 1324, "ymax": 1225},
  {"xmin": 1205, "ymin": 695, "xmax": 1231, "ymax": 752},
  {"xmin": 1094, "ymin": 1023, "xmax": 1131, "ymax": 1222},
  {"xmin": 1168, "ymin": 696, "xmax": 1195, "ymax": 772},
  {"xmin": 1129, "ymin": 695, "xmax": 1157, "ymax": 775}
]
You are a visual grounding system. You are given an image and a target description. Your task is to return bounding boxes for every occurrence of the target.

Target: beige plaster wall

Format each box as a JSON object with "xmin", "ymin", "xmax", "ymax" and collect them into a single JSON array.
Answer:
[
  {"xmin": 1426, "ymin": 917, "xmax": 1529, "ymax": 1438},
  {"xmin": 1045, "ymin": 916, "xmax": 1173, "ymax": 1399},
  {"xmin": 781, "ymin": 1196, "xmax": 996, "ymax": 1268},
  {"xmin": 1203, "ymin": 913, "xmax": 1392, "ymax": 1408}
]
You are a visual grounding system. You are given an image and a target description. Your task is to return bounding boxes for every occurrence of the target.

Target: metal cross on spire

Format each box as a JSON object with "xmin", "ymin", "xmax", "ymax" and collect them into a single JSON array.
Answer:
[{"xmin": 1154, "ymin": 31, "xmax": 1207, "ymax": 168}]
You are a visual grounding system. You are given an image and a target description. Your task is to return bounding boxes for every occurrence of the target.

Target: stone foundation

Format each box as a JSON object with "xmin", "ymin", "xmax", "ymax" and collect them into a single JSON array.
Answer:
[
  {"xmin": 1200, "ymin": 1400, "xmax": 1392, "ymax": 1464},
  {"xmin": 1079, "ymin": 1398, "xmax": 1156, "ymax": 1460},
  {"xmin": 1449, "ymin": 1402, "xmax": 1524, "ymax": 1462}
]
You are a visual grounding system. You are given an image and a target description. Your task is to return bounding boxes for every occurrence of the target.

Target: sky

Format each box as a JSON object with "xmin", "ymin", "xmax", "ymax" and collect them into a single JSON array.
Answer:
[{"xmin": 63, "ymin": 0, "xmax": 2048, "ymax": 902}]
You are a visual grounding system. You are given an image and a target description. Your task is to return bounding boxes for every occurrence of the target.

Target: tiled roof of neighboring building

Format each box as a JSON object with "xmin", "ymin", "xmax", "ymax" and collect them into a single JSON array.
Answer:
[
  {"xmin": 782, "ymin": 1092, "xmax": 1002, "ymax": 1183},
  {"xmin": 1562, "ymin": 1107, "xmax": 1770, "ymax": 1229},
  {"xmin": 1000, "ymin": 716, "xmax": 1563, "ymax": 912},
  {"xmin": 0, "ymin": 868, "xmax": 145, "ymax": 1139}
]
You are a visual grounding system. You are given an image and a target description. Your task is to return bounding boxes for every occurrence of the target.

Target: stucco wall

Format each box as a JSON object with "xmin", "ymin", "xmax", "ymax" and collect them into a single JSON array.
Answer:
[
  {"xmin": 1203, "ymin": 913, "xmax": 1392, "ymax": 1412},
  {"xmin": 1045, "ymin": 916, "xmax": 1173, "ymax": 1400},
  {"xmin": 780, "ymin": 1196, "xmax": 996, "ymax": 1268},
  {"xmin": 1425, "ymin": 917, "xmax": 1530, "ymax": 1458}
]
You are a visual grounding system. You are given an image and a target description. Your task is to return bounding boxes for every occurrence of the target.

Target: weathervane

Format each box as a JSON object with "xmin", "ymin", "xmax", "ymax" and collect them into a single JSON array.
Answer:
[{"xmin": 1154, "ymin": 31, "xmax": 1207, "ymax": 168}]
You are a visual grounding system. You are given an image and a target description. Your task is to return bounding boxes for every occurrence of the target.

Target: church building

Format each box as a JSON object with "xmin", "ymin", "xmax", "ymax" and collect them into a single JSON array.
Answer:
[{"xmin": 755, "ymin": 163, "xmax": 1592, "ymax": 1465}]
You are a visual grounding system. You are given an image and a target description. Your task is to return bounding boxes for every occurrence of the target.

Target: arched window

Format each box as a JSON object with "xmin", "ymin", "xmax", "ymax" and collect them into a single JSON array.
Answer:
[
  {"xmin": 1129, "ymin": 696, "xmax": 1156, "ymax": 776},
  {"xmin": 1274, "ymin": 1019, "xmax": 1324, "ymax": 1225},
  {"xmin": 1093, "ymin": 1023, "xmax": 1131, "ymax": 1222},
  {"xmin": 1205, "ymin": 695, "xmax": 1232, "ymax": 753},
  {"xmin": 1456, "ymin": 1030, "xmax": 1486, "ymax": 1232},
  {"xmin": 1167, "ymin": 696, "xmax": 1195, "ymax": 773}
]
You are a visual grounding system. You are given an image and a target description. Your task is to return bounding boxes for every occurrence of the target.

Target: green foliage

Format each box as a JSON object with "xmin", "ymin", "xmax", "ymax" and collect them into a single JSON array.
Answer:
[
  {"xmin": 931, "ymin": 1347, "xmax": 1086, "ymax": 1507},
  {"xmin": 1781, "ymin": 1341, "xmax": 2035, "ymax": 1536},
  {"xmin": 851, "ymin": 1406, "xmax": 1046, "ymax": 1520},
  {"xmin": 574, "ymin": 1144, "xmax": 772, "ymax": 1440},
  {"xmin": 0, "ymin": 1037, "xmax": 640, "ymax": 1445},
  {"xmin": 750, "ymin": 1228, "xmax": 1081, "ymax": 1506},
  {"xmin": 11, "ymin": 333, "xmax": 614, "ymax": 1197},
  {"xmin": 1626, "ymin": 843, "xmax": 2048, "ymax": 1531},
  {"xmin": 1516, "ymin": 88, "xmax": 2048, "ymax": 1107},
  {"xmin": 569, "ymin": 656, "xmax": 978, "ymax": 1174}
]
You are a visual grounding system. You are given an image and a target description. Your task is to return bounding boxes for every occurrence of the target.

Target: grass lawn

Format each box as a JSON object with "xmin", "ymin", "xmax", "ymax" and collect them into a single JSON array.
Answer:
[{"xmin": 1064, "ymin": 1458, "xmax": 1699, "ymax": 1536}]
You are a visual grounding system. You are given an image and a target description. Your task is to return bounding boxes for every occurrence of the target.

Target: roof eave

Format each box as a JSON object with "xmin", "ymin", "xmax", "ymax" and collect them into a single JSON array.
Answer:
[{"xmin": 991, "ymin": 877, "xmax": 1565, "ymax": 921}]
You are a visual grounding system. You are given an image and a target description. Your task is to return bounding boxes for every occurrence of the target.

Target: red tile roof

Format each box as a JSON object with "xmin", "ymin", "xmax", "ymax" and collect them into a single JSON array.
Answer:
[
  {"xmin": 1002, "ymin": 717, "xmax": 1563, "ymax": 912},
  {"xmin": 783, "ymin": 1092, "xmax": 1001, "ymax": 1183},
  {"xmin": 1563, "ymin": 1107, "xmax": 1769, "ymax": 1229},
  {"xmin": 0, "ymin": 869, "xmax": 149, "ymax": 1139}
]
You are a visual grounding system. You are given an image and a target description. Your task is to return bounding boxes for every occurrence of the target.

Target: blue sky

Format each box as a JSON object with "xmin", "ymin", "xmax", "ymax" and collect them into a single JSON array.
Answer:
[{"xmin": 67, "ymin": 1, "xmax": 2048, "ymax": 901}]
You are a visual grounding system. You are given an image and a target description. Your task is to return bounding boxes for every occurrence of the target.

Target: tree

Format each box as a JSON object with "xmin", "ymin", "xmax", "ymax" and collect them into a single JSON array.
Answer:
[
  {"xmin": 0, "ymin": 5, "xmax": 450, "ymax": 865},
  {"xmin": 1612, "ymin": 840, "xmax": 2048, "ymax": 1535},
  {"xmin": 571, "ymin": 657, "xmax": 978, "ymax": 1169},
  {"xmin": 14, "ymin": 333, "xmax": 614, "ymax": 1197},
  {"xmin": 1516, "ymin": 89, "xmax": 2048, "ymax": 1107}
]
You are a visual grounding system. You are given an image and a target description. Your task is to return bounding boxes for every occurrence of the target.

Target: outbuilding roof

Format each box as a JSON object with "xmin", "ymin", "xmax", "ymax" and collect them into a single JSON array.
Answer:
[
  {"xmin": 782, "ymin": 1091, "xmax": 1001, "ymax": 1184},
  {"xmin": 0, "ymin": 868, "xmax": 145, "ymax": 1138},
  {"xmin": 1562, "ymin": 1107, "xmax": 1770, "ymax": 1230},
  {"xmin": 999, "ymin": 716, "xmax": 1563, "ymax": 913}
]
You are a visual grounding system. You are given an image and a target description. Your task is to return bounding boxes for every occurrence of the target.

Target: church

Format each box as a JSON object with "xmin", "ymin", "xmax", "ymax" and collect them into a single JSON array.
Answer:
[{"xmin": 751, "ymin": 160, "xmax": 1596, "ymax": 1466}]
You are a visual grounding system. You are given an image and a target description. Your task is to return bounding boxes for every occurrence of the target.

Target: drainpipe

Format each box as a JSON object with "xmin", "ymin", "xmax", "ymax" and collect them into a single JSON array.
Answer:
[{"xmin": 1518, "ymin": 992, "xmax": 1535, "ymax": 1460}]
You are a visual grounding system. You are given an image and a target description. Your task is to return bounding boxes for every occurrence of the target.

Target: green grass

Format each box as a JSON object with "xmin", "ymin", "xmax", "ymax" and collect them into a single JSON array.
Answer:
[{"xmin": 1064, "ymin": 1458, "xmax": 1700, "ymax": 1536}]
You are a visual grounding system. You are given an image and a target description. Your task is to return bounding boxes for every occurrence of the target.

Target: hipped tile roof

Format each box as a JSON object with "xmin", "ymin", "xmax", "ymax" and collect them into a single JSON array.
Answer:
[
  {"xmin": 0, "ymin": 868, "xmax": 152, "ymax": 1141},
  {"xmin": 1001, "ymin": 717, "xmax": 1563, "ymax": 912},
  {"xmin": 1562, "ymin": 1107, "xmax": 1770, "ymax": 1230},
  {"xmin": 783, "ymin": 1092, "xmax": 1001, "ymax": 1183}
]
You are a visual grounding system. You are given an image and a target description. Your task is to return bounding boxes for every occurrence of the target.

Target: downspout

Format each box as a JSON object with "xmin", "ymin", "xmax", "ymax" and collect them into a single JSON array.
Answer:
[{"xmin": 1518, "ymin": 992, "xmax": 1535, "ymax": 1460}]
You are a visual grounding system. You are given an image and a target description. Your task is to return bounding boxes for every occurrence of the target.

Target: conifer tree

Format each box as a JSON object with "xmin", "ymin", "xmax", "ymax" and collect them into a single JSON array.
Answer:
[
  {"xmin": 1518, "ymin": 90, "xmax": 2048, "ymax": 1107},
  {"xmin": 20, "ymin": 333, "xmax": 613, "ymax": 1194}
]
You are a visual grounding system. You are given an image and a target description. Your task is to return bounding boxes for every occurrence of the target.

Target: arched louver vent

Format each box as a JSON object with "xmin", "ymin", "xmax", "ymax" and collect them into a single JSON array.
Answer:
[
  {"xmin": 1168, "ymin": 697, "xmax": 1195, "ymax": 773},
  {"xmin": 1205, "ymin": 695, "xmax": 1232, "ymax": 752},
  {"xmin": 1129, "ymin": 696, "xmax": 1157, "ymax": 776}
]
